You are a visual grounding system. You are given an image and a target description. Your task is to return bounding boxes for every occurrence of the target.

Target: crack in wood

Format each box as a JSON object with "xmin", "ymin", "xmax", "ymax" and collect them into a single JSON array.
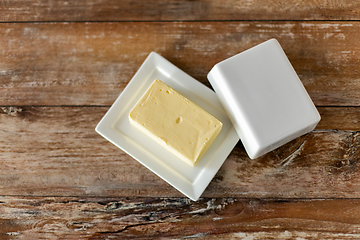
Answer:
[
  {"xmin": 278, "ymin": 137, "xmax": 308, "ymax": 167},
  {"xmin": 104, "ymin": 198, "xmax": 191, "ymax": 211},
  {"xmin": 314, "ymin": 129, "xmax": 360, "ymax": 134},
  {"xmin": 97, "ymin": 222, "xmax": 151, "ymax": 235},
  {"xmin": 95, "ymin": 213, "xmax": 176, "ymax": 236}
]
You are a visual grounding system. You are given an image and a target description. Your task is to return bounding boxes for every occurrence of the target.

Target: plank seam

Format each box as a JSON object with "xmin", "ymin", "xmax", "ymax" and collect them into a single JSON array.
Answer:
[
  {"xmin": 1, "ymin": 196, "xmax": 360, "ymax": 200},
  {"xmin": 1, "ymin": 19, "xmax": 360, "ymax": 24},
  {"xmin": 1, "ymin": 105, "xmax": 360, "ymax": 108}
]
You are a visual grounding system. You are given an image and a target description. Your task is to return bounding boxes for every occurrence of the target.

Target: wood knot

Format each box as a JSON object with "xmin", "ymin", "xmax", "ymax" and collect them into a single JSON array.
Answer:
[{"xmin": 214, "ymin": 199, "xmax": 244, "ymax": 217}]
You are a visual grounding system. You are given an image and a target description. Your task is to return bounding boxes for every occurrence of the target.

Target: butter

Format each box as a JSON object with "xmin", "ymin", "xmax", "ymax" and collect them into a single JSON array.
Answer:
[{"xmin": 129, "ymin": 79, "xmax": 222, "ymax": 166}]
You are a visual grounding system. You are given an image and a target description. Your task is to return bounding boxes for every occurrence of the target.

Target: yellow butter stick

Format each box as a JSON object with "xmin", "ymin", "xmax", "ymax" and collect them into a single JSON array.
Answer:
[{"xmin": 129, "ymin": 79, "xmax": 222, "ymax": 166}]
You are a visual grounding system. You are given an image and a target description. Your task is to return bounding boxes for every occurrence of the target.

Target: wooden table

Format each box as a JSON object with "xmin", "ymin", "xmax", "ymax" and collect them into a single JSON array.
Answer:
[{"xmin": 1, "ymin": 1, "xmax": 360, "ymax": 239}]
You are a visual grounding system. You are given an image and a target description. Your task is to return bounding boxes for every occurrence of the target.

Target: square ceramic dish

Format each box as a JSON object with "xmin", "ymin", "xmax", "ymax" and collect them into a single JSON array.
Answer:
[{"xmin": 96, "ymin": 52, "xmax": 239, "ymax": 201}]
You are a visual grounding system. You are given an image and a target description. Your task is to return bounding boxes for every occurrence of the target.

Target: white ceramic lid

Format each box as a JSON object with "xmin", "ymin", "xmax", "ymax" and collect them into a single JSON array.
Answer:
[{"xmin": 207, "ymin": 39, "xmax": 321, "ymax": 159}]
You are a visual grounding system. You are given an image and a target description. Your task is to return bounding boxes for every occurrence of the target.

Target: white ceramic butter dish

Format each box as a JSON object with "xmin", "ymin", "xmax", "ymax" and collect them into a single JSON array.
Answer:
[
  {"xmin": 96, "ymin": 39, "xmax": 320, "ymax": 200},
  {"xmin": 96, "ymin": 52, "xmax": 239, "ymax": 201},
  {"xmin": 207, "ymin": 39, "xmax": 321, "ymax": 159}
]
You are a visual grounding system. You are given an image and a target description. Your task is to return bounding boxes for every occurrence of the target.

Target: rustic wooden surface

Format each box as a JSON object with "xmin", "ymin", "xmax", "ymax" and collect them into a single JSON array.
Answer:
[{"xmin": 1, "ymin": 0, "xmax": 360, "ymax": 239}]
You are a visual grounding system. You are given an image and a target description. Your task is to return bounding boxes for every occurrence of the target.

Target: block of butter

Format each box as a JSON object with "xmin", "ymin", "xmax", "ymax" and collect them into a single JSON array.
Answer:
[{"xmin": 129, "ymin": 79, "xmax": 222, "ymax": 166}]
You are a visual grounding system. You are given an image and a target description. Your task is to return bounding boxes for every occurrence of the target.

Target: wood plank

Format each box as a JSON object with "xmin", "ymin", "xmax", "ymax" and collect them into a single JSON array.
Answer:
[
  {"xmin": 2, "ymin": 0, "xmax": 360, "ymax": 22},
  {"xmin": 318, "ymin": 107, "xmax": 360, "ymax": 131},
  {"xmin": 1, "ymin": 106, "xmax": 359, "ymax": 198},
  {"xmin": 1, "ymin": 197, "xmax": 360, "ymax": 239},
  {"xmin": 1, "ymin": 22, "xmax": 360, "ymax": 106}
]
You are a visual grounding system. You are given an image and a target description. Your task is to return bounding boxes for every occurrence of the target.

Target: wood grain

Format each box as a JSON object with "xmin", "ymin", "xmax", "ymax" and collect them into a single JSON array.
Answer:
[
  {"xmin": 318, "ymin": 107, "xmax": 360, "ymax": 131},
  {"xmin": 1, "ymin": 0, "xmax": 360, "ymax": 22},
  {"xmin": 1, "ymin": 22, "xmax": 360, "ymax": 106},
  {"xmin": 1, "ymin": 106, "xmax": 359, "ymax": 198},
  {"xmin": 1, "ymin": 197, "xmax": 360, "ymax": 239}
]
